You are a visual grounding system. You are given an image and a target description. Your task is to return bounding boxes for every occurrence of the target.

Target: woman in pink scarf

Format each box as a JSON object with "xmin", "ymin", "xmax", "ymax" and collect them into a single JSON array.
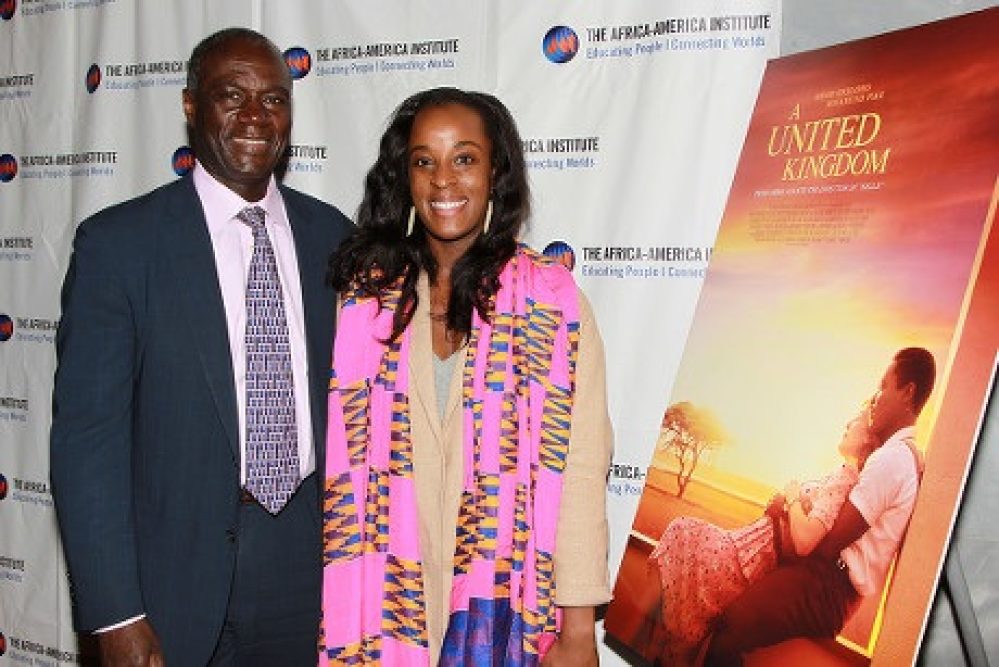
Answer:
[{"xmin": 320, "ymin": 88, "xmax": 613, "ymax": 666}]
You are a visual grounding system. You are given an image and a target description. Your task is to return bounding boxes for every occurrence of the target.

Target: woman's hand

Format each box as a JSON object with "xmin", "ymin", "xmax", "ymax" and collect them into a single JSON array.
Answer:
[
  {"xmin": 542, "ymin": 633, "xmax": 598, "ymax": 666},
  {"xmin": 783, "ymin": 479, "xmax": 802, "ymax": 501},
  {"xmin": 542, "ymin": 607, "xmax": 598, "ymax": 667}
]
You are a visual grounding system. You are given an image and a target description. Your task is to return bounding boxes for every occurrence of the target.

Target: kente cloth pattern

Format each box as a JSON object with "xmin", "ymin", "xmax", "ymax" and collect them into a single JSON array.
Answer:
[
  {"xmin": 320, "ymin": 247, "xmax": 580, "ymax": 666},
  {"xmin": 240, "ymin": 205, "xmax": 300, "ymax": 514}
]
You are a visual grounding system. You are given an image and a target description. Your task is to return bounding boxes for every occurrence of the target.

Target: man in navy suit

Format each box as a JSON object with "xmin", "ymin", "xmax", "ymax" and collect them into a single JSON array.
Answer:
[{"xmin": 50, "ymin": 28, "xmax": 352, "ymax": 666}]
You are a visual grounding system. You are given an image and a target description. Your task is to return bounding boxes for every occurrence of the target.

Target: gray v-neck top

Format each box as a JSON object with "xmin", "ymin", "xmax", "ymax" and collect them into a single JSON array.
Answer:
[{"xmin": 432, "ymin": 351, "xmax": 461, "ymax": 419}]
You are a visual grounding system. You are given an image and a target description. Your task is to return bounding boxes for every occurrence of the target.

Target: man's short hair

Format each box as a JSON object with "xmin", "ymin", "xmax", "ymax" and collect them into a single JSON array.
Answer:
[
  {"xmin": 186, "ymin": 27, "xmax": 282, "ymax": 93},
  {"xmin": 894, "ymin": 347, "xmax": 935, "ymax": 413}
]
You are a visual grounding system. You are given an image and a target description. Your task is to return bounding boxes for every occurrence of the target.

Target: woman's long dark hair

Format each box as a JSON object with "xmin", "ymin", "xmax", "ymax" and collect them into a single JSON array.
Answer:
[{"xmin": 329, "ymin": 87, "xmax": 530, "ymax": 342}]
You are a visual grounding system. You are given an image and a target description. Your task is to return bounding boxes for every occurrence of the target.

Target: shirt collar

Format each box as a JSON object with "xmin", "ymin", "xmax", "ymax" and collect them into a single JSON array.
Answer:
[
  {"xmin": 885, "ymin": 425, "xmax": 916, "ymax": 445},
  {"xmin": 192, "ymin": 162, "xmax": 286, "ymax": 232}
]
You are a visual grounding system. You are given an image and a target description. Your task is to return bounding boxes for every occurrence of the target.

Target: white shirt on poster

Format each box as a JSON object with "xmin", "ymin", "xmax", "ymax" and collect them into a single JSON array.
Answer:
[{"xmin": 840, "ymin": 426, "xmax": 920, "ymax": 596}]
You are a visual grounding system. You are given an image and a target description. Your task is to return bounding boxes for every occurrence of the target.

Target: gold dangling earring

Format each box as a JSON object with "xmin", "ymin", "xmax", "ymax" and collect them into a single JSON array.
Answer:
[
  {"xmin": 407, "ymin": 206, "xmax": 416, "ymax": 237},
  {"xmin": 483, "ymin": 200, "xmax": 493, "ymax": 235}
]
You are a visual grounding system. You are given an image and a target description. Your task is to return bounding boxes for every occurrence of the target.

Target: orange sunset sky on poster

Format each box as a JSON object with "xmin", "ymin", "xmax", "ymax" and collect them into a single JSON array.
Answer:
[
  {"xmin": 607, "ymin": 10, "xmax": 999, "ymax": 664},
  {"xmin": 663, "ymin": 15, "xmax": 999, "ymax": 492}
]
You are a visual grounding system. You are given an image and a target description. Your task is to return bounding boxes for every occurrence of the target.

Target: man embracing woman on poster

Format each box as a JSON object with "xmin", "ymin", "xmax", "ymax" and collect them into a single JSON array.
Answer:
[{"xmin": 650, "ymin": 347, "xmax": 934, "ymax": 667}]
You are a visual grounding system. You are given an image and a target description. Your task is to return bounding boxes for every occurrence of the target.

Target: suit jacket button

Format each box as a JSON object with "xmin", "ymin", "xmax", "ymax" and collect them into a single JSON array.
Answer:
[{"xmin": 225, "ymin": 528, "xmax": 236, "ymax": 543}]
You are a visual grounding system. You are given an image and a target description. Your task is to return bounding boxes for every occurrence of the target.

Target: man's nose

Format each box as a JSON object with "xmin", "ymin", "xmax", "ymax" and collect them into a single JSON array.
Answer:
[{"xmin": 238, "ymin": 96, "xmax": 268, "ymax": 122}]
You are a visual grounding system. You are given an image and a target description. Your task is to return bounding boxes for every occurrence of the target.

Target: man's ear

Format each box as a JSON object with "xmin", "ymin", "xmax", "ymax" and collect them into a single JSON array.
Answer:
[
  {"xmin": 182, "ymin": 88, "xmax": 195, "ymax": 127},
  {"xmin": 903, "ymin": 381, "xmax": 917, "ymax": 410}
]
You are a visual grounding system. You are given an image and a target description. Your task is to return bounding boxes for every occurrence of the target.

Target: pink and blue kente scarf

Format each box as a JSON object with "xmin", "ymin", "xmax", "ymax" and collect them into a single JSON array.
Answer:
[{"xmin": 320, "ymin": 247, "xmax": 580, "ymax": 666}]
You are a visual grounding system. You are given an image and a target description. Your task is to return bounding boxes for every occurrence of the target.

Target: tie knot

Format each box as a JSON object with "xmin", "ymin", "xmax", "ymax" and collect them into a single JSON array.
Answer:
[{"xmin": 238, "ymin": 206, "xmax": 267, "ymax": 230}]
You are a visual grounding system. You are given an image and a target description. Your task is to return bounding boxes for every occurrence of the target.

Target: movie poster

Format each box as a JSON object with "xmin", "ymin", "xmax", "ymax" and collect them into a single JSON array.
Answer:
[{"xmin": 604, "ymin": 9, "xmax": 999, "ymax": 666}]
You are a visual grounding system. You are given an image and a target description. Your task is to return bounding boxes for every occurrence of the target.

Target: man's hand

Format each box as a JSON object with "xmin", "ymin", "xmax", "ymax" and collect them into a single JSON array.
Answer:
[
  {"xmin": 97, "ymin": 619, "xmax": 165, "ymax": 667},
  {"xmin": 542, "ymin": 607, "xmax": 598, "ymax": 667}
]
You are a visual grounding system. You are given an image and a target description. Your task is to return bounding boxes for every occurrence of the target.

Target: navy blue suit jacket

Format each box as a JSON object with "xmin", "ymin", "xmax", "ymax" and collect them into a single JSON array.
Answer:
[{"xmin": 50, "ymin": 175, "xmax": 352, "ymax": 662}]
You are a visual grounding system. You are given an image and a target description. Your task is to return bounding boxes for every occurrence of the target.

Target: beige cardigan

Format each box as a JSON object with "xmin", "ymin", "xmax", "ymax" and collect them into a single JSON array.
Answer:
[{"xmin": 407, "ymin": 275, "xmax": 613, "ymax": 662}]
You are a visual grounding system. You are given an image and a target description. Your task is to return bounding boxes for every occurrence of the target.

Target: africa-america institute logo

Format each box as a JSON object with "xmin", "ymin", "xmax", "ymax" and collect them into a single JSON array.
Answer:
[
  {"xmin": 85, "ymin": 63, "xmax": 101, "ymax": 93},
  {"xmin": 0, "ymin": 314, "xmax": 13, "ymax": 341},
  {"xmin": 0, "ymin": 0, "xmax": 15, "ymax": 22},
  {"xmin": 543, "ymin": 26, "xmax": 579, "ymax": 64},
  {"xmin": 284, "ymin": 47, "xmax": 312, "ymax": 80},
  {"xmin": 0, "ymin": 154, "xmax": 16, "ymax": 183},
  {"xmin": 0, "ymin": 473, "xmax": 8, "ymax": 501},
  {"xmin": 172, "ymin": 146, "xmax": 194, "ymax": 176},
  {"xmin": 543, "ymin": 240, "xmax": 576, "ymax": 271},
  {"xmin": 0, "ymin": 629, "xmax": 7, "ymax": 656}
]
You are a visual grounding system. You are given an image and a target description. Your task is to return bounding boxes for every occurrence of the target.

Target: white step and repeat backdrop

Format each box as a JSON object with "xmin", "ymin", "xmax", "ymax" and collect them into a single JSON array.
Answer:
[{"xmin": 0, "ymin": 1, "xmax": 779, "ymax": 662}]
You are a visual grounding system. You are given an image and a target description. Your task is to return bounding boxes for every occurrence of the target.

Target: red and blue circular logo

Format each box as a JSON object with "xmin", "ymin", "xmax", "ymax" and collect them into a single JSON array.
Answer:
[
  {"xmin": 0, "ymin": 154, "xmax": 16, "ymax": 183},
  {"xmin": 0, "ymin": 0, "xmax": 15, "ymax": 21},
  {"xmin": 543, "ymin": 240, "xmax": 576, "ymax": 271},
  {"xmin": 0, "ymin": 473, "xmax": 8, "ymax": 501},
  {"xmin": 172, "ymin": 146, "xmax": 194, "ymax": 176},
  {"xmin": 543, "ymin": 26, "xmax": 579, "ymax": 64},
  {"xmin": 0, "ymin": 629, "xmax": 7, "ymax": 656},
  {"xmin": 0, "ymin": 314, "xmax": 13, "ymax": 341},
  {"xmin": 85, "ymin": 63, "xmax": 101, "ymax": 94},
  {"xmin": 284, "ymin": 47, "xmax": 311, "ymax": 80}
]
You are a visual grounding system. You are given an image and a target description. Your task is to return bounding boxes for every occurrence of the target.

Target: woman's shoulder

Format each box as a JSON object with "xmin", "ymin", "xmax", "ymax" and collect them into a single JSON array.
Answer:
[
  {"xmin": 516, "ymin": 243, "xmax": 566, "ymax": 269},
  {"xmin": 512, "ymin": 245, "xmax": 602, "ymax": 326},
  {"xmin": 515, "ymin": 244, "xmax": 577, "ymax": 290},
  {"xmin": 823, "ymin": 463, "xmax": 860, "ymax": 490}
]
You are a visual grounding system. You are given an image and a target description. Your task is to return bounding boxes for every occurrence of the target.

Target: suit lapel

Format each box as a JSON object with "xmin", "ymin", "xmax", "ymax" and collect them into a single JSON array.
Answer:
[
  {"xmin": 163, "ymin": 177, "xmax": 239, "ymax": 457},
  {"xmin": 410, "ymin": 274, "xmax": 467, "ymax": 440},
  {"xmin": 283, "ymin": 190, "xmax": 336, "ymax": 477},
  {"xmin": 410, "ymin": 275, "xmax": 444, "ymax": 443},
  {"xmin": 442, "ymin": 350, "xmax": 464, "ymax": 429}
]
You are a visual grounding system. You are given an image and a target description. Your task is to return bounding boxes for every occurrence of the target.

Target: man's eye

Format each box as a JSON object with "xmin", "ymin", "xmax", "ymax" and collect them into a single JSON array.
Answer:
[{"xmin": 217, "ymin": 89, "xmax": 243, "ymax": 103}]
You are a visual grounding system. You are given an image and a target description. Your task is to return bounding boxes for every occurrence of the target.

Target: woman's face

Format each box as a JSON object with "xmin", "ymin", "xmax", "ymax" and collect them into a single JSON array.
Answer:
[
  {"xmin": 408, "ymin": 103, "xmax": 493, "ymax": 256},
  {"xmin": 838, "ymin": 408, "xmax": 876, "ymax": 461}
]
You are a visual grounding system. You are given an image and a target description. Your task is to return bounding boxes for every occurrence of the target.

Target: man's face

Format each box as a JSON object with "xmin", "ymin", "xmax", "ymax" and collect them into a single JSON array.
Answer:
[
  {"xmin": 870, "ymin": 361, "xmax": 912, "ymax": 440},
  {"xmin": 182, "ymin": 38, "xmax": 291, "ymax": 202}
]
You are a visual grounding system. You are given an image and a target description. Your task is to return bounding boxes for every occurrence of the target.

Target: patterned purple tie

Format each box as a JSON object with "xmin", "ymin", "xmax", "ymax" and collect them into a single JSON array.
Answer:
[{"xmin": 240, "ymin": 205, "xmax": 299, "ymax": 514}]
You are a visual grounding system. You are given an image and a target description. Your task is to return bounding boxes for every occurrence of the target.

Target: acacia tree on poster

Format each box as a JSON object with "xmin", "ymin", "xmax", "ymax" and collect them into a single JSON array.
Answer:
[{"xmin": 659, "ymin": 402, "xmax": 728, "ymax": 498}]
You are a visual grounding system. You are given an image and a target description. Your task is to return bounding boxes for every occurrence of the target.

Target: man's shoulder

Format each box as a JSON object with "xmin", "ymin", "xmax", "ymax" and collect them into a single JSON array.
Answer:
[
  {"xmin": 279, "ymin": 184, "xmax": 352, "ymax": 228},
  {"xmin": 862, "ymin": 436, "xmax": 918, "ymax": 482},
  {"xmin": 80, "ymin": 177, "xmax": 192, "ymax": 235}
]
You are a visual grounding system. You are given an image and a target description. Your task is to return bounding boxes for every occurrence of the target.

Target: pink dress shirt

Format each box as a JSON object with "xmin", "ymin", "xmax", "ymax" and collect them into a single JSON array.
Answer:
[{"xmin": 192, "ymin": 162, "xmax": 315, "ymax": 484}]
